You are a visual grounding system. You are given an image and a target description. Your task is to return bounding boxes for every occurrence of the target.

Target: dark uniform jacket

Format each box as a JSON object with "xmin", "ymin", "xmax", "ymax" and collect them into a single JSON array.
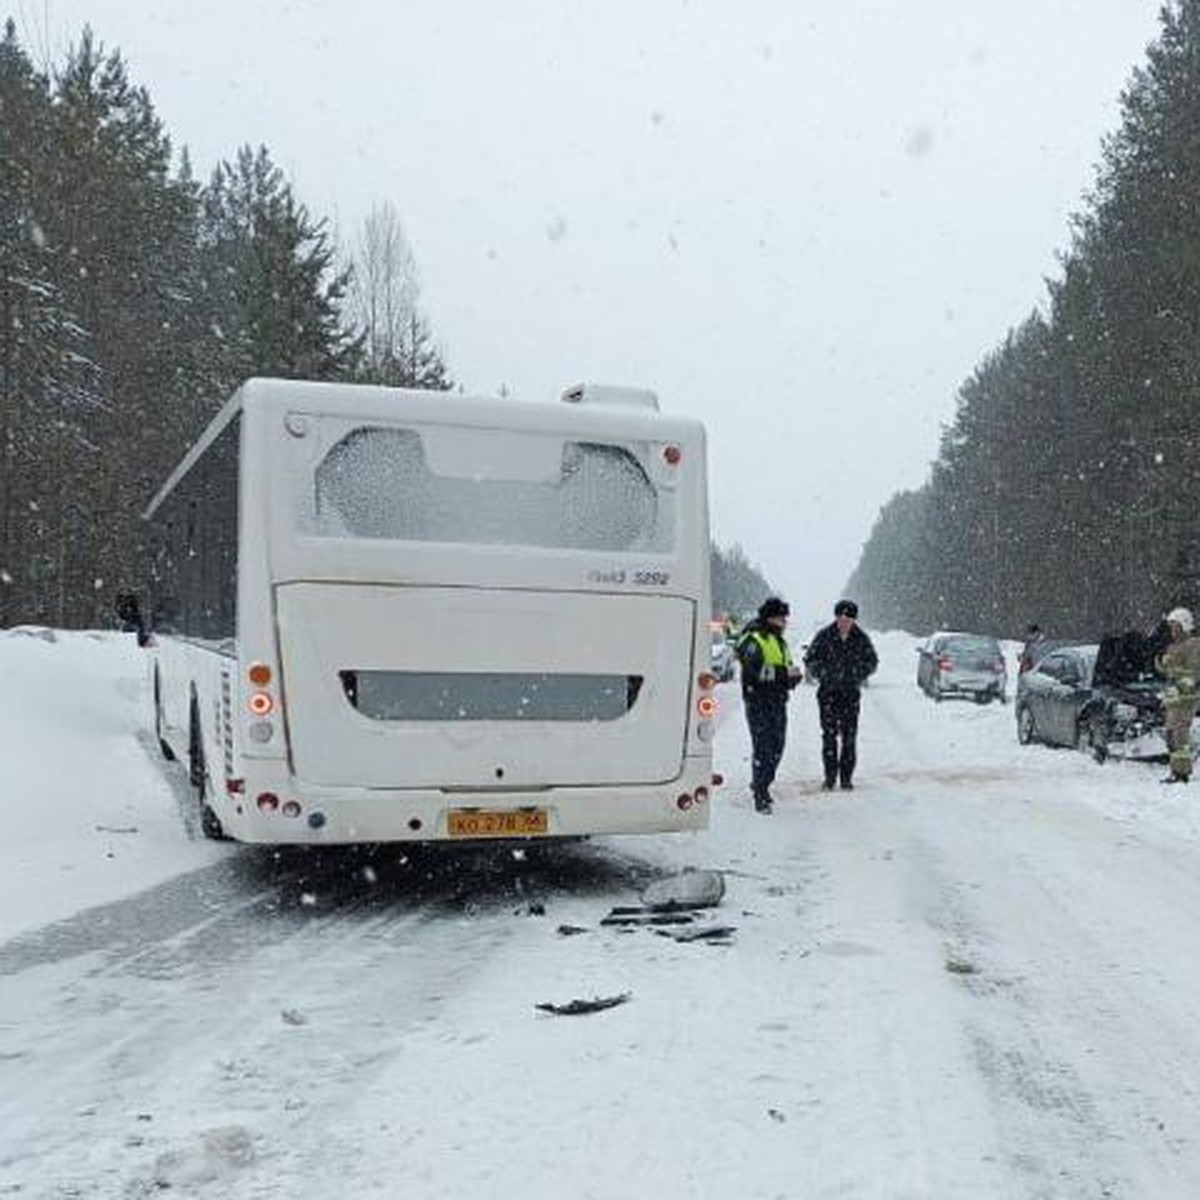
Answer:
[{"xmin": 804, "ymin": 623, "xmax": 878, "ymax": 690}]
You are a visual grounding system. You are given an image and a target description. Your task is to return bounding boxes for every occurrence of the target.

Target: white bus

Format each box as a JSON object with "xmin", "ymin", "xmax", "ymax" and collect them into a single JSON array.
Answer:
[{"xmin": 127, "ymin": 377, "xmax": 716, "ymax": 845}]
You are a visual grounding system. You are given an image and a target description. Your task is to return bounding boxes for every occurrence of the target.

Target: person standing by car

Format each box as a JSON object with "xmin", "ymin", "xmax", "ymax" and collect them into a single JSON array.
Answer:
[
  {"xmin": 1157, "ymin": 607, "xmax": 1200, "ymax": 784},
  {"xmin": 735, "ymin": 596, "xmax": 803, "ymax": 814},
  {"xmin": 1018, "ymin": 623, "xmax": 1046, "ymax": 674},
  {"xmin": 805, "ymin": 599, "xmax": 878, "ymax": 791}
]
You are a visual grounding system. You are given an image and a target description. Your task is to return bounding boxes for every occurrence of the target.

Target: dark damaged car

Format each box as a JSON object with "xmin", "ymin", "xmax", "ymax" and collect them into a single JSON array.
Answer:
[{"xmin": 1016, "ymin": 625, "xmax": 1190, "ymax": 762}]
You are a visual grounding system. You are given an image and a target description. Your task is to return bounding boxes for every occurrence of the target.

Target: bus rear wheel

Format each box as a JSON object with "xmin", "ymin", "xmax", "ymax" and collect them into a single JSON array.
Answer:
[
  {"xmin": 154, "ymin": 671, "xmax": 175, "ymax": 761},
  {"xmin": 189, "ymin": 700, "xmax": 226, "ymax": 841}
]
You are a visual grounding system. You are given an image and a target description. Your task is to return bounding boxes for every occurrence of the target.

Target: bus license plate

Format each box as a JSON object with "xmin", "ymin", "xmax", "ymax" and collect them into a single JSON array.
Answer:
[{"xmin": 447, "ymin": 808, "xmax": 549, "ymax": 838}]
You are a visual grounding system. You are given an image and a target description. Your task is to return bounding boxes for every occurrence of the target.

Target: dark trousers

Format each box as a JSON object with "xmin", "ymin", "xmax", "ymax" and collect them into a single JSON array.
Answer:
[
  {"xmin": 818, "ymin": 686, "xmax": 861, "ymax": 784},
  {"xmin": 745, "ymin": 693, "xmax": 787, "ymax": 799}
]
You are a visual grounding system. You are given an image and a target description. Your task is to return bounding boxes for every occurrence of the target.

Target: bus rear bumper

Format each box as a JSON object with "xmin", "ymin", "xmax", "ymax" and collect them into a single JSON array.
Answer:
[{"xmin": 213, "ymin": 765, "xmax": 715, "ymax": 845}]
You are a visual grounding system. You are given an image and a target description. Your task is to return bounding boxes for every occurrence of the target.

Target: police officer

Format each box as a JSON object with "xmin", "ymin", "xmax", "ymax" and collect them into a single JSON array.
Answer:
[
  {"xmin": 804, "ymin": 599, "xmax": 878, "ymax": 790},
  {"xmin": 735, "ymin": 596, "xmax": 803, "ymax": 813}
]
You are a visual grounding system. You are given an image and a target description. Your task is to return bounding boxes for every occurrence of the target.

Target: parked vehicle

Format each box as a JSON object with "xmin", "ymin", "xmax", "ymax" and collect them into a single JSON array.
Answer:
[
  {"xmin": 1015, "ymin": 644, "xmax": 1100, "ymax": 750},
  {"xmin": 1015, "ymin": 629, "xmax": 1182, "ymax": 762},
  {"xmin": 710, "ymin": 634, "xmax": 737, "ymax": 682},
  {"xmin": 916, "ymin": 631, "xmax": 1007, "ymax": 703}
]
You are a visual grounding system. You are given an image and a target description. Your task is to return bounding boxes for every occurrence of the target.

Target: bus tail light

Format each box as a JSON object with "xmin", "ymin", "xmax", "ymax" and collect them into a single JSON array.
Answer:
[
  {"xmin": 697, "ymin": 694, "xmax": 717, "ymax": 718},
  {"xmin": 697, "ymin": 721, "xmax": 715, "ymax": 742},
  {"xmin": 698, "ymin": 672, "xmax": 716, "ymax": 691},
  {"xmin": 256, "ymin": 792, "xmax": 280, "ymax": 813},
  {"xmin": 693, "ymin": 786, "xmax": 709, "ymax": 804},
  {"xmin": 676, "ymin": 793, "xmax": 694, "ymax": 810},
  {"xmin": 248, "ymin": 661, "xmax": 272, "ymax": 686},
  {"xmin": 712, "ymin": 773, "xmax": 724, "ymax": 787},
  {"xmin": 248, "ymin": 691, "xmax": 274, "ymax": 716},
  {"xmin": 226, "ymin": 778, "xmax": 245, "ymax": 795},
  {"xmin": 662, "ymin": 444, "xmax": 682, "ymax": 466},
  {"xmin": 281, "ymin": 800, "xmax": 302, "ymax": 818}
]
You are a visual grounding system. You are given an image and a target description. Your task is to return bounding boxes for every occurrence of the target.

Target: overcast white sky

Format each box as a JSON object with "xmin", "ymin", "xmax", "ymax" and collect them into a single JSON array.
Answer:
[{"xmin": 23, "ymin": 1, "xmax": 1166, "ymax": 624}]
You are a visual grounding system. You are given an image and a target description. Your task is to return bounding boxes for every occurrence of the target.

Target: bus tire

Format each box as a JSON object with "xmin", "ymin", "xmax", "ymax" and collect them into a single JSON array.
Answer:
[
  {"xmin": 199, "ymin": 796, "xmax": 225, "ymax": 841},
  {"xmin": 189, "ymin": 698, "xmax": 226, "ymax": 841},
  {"xmin": 154, "ymin": 671, "xmax": 175, "ymax": 761}
]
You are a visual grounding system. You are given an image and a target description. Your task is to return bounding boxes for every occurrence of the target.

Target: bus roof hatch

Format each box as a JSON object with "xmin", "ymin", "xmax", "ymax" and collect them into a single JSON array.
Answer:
[{"xmin": 559, "ymin": 383, "xmax": 660, "ymax": 411}]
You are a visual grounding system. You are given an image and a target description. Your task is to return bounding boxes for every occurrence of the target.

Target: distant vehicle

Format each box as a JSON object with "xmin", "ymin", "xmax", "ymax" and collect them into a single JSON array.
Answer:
[
  {"xmin": 710, "ymin": 634, "xmax": 737, "ymax": 683},
  {"xmin": 916, "ymin": 632, "xmax": 1007, "ymax": 704},
  {"xmin": 127, "ymin": 377, "xmax": 715, "ymax": 845},
  {"xmin": 1014, "ymin": 634, "xmax": 1182, "ymax": 762},
  {"xmin": 799, "ymin": 642, "xmax": 816, "ymax": 684}
]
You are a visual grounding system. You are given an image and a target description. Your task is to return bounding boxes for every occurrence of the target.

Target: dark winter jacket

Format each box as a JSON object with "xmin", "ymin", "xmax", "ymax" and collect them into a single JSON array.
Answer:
[
  {"xmin": 735, "ymin": 619, "xmax": 799, "ymax": 704},
  {"xmin": 804, "ymin": 622, "xmax": 878, "ymax": 691}
]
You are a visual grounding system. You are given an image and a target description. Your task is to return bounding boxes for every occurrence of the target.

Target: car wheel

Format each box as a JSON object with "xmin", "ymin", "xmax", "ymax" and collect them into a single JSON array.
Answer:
[{"xmin": 1017, "ymin": 704, "xmax": 1035, "ymax": 745}]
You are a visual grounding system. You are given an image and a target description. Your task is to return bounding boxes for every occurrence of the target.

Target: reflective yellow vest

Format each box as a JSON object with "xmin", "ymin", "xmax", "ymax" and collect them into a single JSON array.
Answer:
[{"xmin": 741, "ymin": 629, "xmax": 792, "ymax": 681}]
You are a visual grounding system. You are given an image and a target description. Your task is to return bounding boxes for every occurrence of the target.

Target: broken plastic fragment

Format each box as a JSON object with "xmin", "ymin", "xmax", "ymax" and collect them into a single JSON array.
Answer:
[{"xmin": 534, "ymin": 992, "xmax": 632, "ymax": 1016}]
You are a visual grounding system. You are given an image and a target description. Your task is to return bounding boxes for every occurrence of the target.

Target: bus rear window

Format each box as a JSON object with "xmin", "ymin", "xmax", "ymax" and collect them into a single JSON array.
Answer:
[
  {"xmin": 312, "ymin": 426, "xmax": 672, "ymax": 551},
  {"xmin": 341, "ymin": 670, "xmax": 644, "ymax": 722}
]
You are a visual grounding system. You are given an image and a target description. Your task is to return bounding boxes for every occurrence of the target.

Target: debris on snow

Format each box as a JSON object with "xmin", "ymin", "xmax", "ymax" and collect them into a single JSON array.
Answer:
[
  {"xmin": 600, "ymin": 910, "xmax": 696, "ymax": 927},
  {"xmin": 944, "ymin": 956, "xmax": 979, "ymax": 976},
  {"xmin": 656, "ymin": 924, "xmax": 738, "ymax": 944},
  {"xmin": 640, "ymin": 868, "xmax": 725, "ymax": 911},
  {"xmin": 594, "ymin": 870, "xmax": 734, "ymax": 942},
  {"xmin": 535, "ymin": 992, "xmax": 631, "ymax": 1016},
  {"xmin": 281, "ymin": 1008, "xmax": 308, "ymax": 1026},
  {"xmin": 556, "ymin": 924, "xmax": 590, "ymax": 936}
]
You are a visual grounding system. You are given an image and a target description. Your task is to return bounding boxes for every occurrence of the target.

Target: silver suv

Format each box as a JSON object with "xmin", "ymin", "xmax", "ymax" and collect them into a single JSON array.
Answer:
[{"xmin": 916, "ymin": 631, "xmax": 1007, "ymax": 704}]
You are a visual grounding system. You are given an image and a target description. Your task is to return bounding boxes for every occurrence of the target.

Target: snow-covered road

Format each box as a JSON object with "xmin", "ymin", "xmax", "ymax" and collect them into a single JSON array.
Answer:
[{"xmin": 4, "ymin": 629, "xmax": 1200, "ymax": 1198}]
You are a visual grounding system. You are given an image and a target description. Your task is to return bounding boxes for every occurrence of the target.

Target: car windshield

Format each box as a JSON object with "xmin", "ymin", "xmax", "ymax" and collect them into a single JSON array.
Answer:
[
  {"xmin": 1041, "ymin": 647, "xmax": 1097, "ymax": 685},
  {"xmin": 939, "ymin": 636, "xmax": 1001, "ymax": 662}
]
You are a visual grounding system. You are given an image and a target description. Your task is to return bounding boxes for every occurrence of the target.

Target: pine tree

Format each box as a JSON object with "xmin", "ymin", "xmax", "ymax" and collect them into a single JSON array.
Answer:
[
  {"xmin": 850, "ymin": 2, "xmax": 1200, "ymax": 638},
  {"xmin": 200, "ymin": 145, "xmax": 362, "ymax": 388},
  {"xmin": 44, "ymin": 28, "xmax": 203, "ymax": 625},
  {"xmin": 0, "ymin": 21, "xmax": 97, "ymax": 625}
]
